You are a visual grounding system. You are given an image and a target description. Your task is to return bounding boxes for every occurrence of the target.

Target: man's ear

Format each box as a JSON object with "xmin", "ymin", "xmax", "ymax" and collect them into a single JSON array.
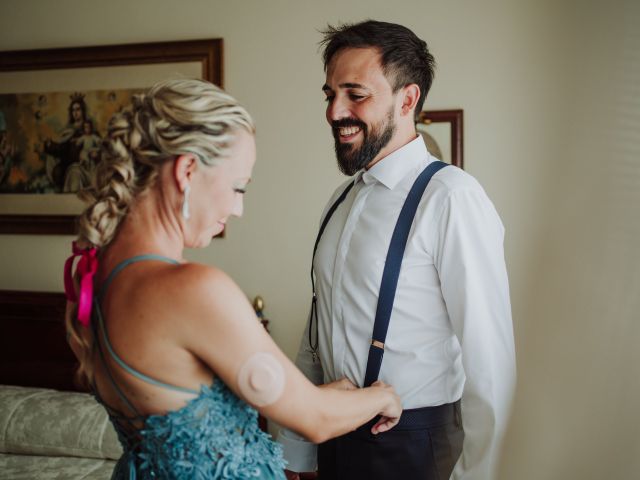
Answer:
[
  {"xmin": 173, "ymin": 154, "xmax": 198, "ymax": 193},
  {"xmin": 400, "ymin": 84, "xmax": 421, "ymax": 118}
]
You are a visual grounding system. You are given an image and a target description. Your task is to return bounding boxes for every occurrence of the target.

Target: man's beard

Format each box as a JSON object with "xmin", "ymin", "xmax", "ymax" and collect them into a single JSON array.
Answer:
[{"xmin": 332, "ymin": 108, "xmax": 396, "ymax": 176}]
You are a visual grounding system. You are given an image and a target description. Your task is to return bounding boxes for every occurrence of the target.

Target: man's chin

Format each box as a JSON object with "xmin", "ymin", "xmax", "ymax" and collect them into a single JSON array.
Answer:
[
  {"xmin": 336, "ymin": 159, "xmax": 363, "ymax": 176},
  {"xmin": 335, "ymin": 143, "xmax": 366, "ymax": 175}
]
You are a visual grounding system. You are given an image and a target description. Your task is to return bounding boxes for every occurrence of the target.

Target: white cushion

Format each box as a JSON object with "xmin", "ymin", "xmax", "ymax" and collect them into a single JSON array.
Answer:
[{"xmin": 0, "ymin": 385, "xmax": 122, "ymax": 460}]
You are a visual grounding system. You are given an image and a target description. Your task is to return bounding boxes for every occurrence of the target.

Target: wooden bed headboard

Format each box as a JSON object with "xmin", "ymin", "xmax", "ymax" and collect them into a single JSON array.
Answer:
[
  {"xmin": 0, "ymin": 289, "xmax": 271, "ymax": 394},
  {"xmin": 0, "ymin": 290, "xmax": 83, "ymax": 392}
]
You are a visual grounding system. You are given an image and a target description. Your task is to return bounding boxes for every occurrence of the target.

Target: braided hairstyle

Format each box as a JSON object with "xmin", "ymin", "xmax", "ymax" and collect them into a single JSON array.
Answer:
[{"xmin": 67, "ymin": 78, "xmax": 254, "ymax": 385}]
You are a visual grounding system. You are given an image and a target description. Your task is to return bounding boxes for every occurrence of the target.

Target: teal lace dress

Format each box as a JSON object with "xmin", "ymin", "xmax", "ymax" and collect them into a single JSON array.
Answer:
[{"xmin": 90, "ymin": 255, "xmax": 287, "ymax": 479}]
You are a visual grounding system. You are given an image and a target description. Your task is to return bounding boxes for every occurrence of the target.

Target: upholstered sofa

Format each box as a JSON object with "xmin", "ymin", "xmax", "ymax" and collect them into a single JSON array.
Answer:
[{"xmin": 0, "ymin": 384, "xmax": 120, "ymax": 479}]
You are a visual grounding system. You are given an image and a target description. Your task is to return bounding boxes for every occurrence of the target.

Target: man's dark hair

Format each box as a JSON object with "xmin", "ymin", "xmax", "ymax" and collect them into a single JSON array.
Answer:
[{"xmin": 320, "ymin": 20, "xmax": 436, "ymax": 116}]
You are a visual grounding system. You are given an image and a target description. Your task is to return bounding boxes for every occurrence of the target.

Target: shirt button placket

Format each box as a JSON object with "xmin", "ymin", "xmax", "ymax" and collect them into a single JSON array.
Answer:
[{"xmin": 331, "ymin": 183, "xmax": 369, "ymax": 379}]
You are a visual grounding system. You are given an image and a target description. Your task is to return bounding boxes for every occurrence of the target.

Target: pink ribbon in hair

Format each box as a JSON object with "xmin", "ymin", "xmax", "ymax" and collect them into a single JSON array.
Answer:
[{"xmin": 63, "ymin": 241, "xmax": 98, "ymax": 327}]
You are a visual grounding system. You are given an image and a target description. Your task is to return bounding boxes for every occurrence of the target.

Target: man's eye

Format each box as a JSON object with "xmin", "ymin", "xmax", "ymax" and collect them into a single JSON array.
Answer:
[
  {"xmin": 324, "ymin": 96, "xmax": 334, "ymax": 103},
  {"xmin": 349, "ymin": 94, "xmax": 364, "ymax": 101}
]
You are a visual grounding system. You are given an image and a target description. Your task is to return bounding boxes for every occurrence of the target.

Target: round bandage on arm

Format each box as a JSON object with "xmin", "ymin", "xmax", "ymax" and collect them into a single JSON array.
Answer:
[{"xmin": 237, "ymin": 352, "xmax": 286, "ymax": 407}]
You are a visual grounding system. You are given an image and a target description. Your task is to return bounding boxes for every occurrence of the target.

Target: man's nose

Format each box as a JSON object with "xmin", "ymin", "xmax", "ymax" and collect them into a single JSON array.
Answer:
[{"xmin": 326, "ymin": 97, "xmax": 350, "ymax": 123}]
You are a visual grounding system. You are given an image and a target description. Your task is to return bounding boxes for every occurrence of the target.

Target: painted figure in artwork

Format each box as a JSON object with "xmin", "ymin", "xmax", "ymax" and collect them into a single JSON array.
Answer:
[
  {"xmin": 64, "ymin": 119, "xmax": 101, "ymax": 192},
  {"xmin": 43, "ymin": 92, "xmax": 90, "ymax": 191}
]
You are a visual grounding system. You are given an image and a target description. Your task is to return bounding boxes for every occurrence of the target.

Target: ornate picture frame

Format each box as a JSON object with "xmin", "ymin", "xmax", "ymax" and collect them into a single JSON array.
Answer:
[{"xmin": 0, "ymin": 39, "xmax": 222, "ymax": 235}]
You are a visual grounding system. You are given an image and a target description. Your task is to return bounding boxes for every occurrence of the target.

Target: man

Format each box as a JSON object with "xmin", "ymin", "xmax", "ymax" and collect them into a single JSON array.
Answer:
[{"xmin": 278, "ymin": 20, "xmax": 515, "ymax": 479}]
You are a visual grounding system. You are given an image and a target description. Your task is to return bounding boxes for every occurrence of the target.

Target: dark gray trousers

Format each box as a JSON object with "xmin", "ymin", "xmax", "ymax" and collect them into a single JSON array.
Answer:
[{"xmin": 318, "ymin": 401, "xmax": 463, "ymax": 480}]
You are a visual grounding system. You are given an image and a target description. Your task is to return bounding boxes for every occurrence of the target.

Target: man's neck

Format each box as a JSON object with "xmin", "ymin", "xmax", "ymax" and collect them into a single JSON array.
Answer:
[{"xmin": 366, "ymin": 129, "xmax": 418, "ymax": 170}]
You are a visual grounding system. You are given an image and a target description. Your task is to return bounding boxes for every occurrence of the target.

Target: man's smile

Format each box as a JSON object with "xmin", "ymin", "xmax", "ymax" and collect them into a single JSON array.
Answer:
[{"xmin": 338, "ymin": 126, "xmax": 362, "ymax": 142}]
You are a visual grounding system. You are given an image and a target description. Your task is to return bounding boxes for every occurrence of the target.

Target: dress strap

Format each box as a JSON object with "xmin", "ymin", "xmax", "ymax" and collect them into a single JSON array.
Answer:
[
  {"xmin": 95, "ymin": 254, "xmax": 199, "ymax": 395},
  {"xmin": 98, "ymin": 254, "xmax": 180, "ymax": 299},
  {"xmin": 91, "ymin": 309, "xmax": 144, "ymax": 418}
]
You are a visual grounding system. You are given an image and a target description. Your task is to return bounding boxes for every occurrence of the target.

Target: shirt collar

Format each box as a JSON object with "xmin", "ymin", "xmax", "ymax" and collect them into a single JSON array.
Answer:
[{"xmin": 359, "ymin": 135, "xmax": 430, "ymax": 189}]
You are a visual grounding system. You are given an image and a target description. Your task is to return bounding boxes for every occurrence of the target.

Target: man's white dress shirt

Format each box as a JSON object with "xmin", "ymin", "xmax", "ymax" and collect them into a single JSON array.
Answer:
[{"xmin": 278, "ymin": 136, "xmax": 516, "ymax": 480}]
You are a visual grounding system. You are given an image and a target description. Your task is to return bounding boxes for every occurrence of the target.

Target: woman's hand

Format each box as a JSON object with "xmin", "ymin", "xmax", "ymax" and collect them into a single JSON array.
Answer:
[
  {"xmin": 320, "ymin": 378, "xmax": 400, "ymax": 434},
  {"xmin": 369, "ymin": 380, "xmax": 402, "ymax": 434},
  {"xmin": 319, "ymin": 377, "xmax": 357, "ymax": 391}
]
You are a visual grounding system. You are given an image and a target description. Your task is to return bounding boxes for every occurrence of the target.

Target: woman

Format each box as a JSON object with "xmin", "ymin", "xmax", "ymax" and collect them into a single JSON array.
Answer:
[{"xmin": 64, "ymin": 78, "xmax": 401, "ymax": 479}]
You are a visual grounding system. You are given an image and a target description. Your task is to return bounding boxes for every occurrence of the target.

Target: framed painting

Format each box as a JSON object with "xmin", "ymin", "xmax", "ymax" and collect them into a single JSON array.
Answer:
[
  {"xmin": 0, "ymin": 38, "xmax": 222, "ymax": 235},
  {"xmin": 416, "ymin": 109, "xmax": 463, "ymax": 169}
]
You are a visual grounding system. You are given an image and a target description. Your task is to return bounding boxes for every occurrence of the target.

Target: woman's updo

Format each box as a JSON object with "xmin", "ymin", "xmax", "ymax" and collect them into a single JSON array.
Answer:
[
  {"xmin": 77, "ymin": 78, "xmax": 255, "ymax": 248},
  {"xmin": 68, "ymin": 79, "xmax": 254, "ymax": 386}
]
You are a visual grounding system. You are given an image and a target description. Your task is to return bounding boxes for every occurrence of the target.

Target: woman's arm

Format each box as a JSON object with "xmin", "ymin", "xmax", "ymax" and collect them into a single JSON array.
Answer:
[{"xmin": 179, "ymin": 264, "xmax": 401, "ymax": 443}]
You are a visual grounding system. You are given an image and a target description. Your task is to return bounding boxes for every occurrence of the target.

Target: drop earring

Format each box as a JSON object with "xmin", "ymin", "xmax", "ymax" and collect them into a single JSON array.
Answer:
[{"xmin": 182, "ymin": 185, "xmax": 191, "ymax": 220}]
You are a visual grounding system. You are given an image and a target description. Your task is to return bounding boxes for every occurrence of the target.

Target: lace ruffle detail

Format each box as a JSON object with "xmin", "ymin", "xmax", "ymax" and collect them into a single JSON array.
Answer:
[{"xmin": 111, "ymin": 381, "xmax": 286, "ymax": 479}]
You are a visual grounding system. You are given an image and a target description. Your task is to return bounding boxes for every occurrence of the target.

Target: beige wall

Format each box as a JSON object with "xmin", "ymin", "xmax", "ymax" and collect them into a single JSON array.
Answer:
[
  {"xmin": 0, "ymin": 0, "xmax": 568, "ymax": 358},
  {"xmin": 498, "ymin": 1, "xmax": 640, "ymax": 478},
  {"xmin": 1, "ymin": 1, "xmax": 638, "ymax": 476}
]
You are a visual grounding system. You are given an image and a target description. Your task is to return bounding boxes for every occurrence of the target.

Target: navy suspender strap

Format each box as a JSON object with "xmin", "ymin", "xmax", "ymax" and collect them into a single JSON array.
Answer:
[
  {"xmin": 308, "ymin": 180, "xmax": 356, "ymax": 361},
  {"xmin": 363, "ymin": 160, "xmax": 448, "ymax": 387},
  {"xmin": 313, "ymin": 181, "xmax": 357, "ymax": 258}
]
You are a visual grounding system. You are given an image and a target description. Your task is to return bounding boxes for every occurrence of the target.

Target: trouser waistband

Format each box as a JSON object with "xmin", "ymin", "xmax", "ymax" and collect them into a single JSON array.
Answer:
[{"xmin": 356, "ymin": 399, "xmax": 462, "ymax": 432}]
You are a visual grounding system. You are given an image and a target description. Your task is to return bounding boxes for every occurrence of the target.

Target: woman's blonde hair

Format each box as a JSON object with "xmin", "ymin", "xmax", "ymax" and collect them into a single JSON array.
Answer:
[{"xmin": 67, "ymin": 78, "xmax": 254, "ymax": 385}]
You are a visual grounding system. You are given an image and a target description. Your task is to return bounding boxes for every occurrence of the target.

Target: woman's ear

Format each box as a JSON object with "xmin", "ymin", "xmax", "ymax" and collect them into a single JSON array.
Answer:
[{"xmin": 173, "ymin": 154, "xmax": 198, "ymax": 192}]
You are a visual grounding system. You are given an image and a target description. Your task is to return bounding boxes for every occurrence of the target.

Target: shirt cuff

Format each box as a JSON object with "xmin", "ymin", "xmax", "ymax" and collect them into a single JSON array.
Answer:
[{"xmin": 276, "ymin": 428, "xmax": 318, "ymax": 472}]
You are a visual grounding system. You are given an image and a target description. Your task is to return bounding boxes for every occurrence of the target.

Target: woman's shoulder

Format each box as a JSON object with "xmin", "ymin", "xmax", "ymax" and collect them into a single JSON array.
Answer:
[
  {"xmin": 120, "ymin": 261, "xmax": 249, "ymax": 344},
  {"xmin": 110, "ymin": 260, "xmax": 235, "ymax": 311},
  {"xmin": 170, "ymin": 262, "xmax": 237, "ymax": 294},
  {"xmin": 151, "ymin": 262, "xmax": 246, "ymax": 314}
]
